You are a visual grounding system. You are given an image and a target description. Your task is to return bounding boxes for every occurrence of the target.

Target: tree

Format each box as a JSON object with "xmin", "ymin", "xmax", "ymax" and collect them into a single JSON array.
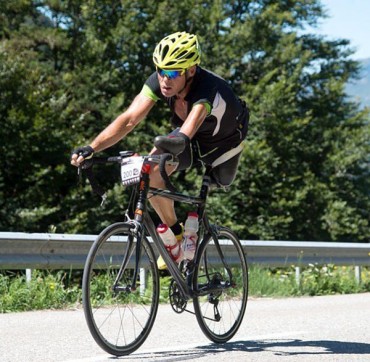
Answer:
[
  {"xmin": 0, "ymin": 0, "xmax": 369, "ymax": 241},
  {"xmin": 224, "ymin": 1, "xmax": 370, "ymax": 241}
]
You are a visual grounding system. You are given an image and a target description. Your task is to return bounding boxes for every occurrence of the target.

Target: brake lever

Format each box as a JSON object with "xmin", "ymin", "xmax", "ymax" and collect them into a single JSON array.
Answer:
[{"xmin": 77, "ymin": 166, "xmax": 82, "ymax": 179}]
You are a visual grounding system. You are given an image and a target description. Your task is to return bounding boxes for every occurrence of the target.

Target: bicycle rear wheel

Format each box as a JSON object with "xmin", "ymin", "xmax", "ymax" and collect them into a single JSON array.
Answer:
[
  {"xmin": 82, "ymin": 222, "xmax": 159, "ymax": 356},
  {"xmin": 193, "ymin": 227, "xmax": 248, "ymax": 343}
]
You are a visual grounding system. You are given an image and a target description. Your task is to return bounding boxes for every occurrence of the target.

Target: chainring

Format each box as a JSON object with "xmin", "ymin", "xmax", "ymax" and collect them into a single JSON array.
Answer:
[{"xmin": 169, "ymin": 278, "xmax": 187, "ymax": 313}]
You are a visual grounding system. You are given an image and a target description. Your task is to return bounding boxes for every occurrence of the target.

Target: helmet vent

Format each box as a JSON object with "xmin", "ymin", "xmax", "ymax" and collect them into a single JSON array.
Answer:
[
  {"xmin": 162, "ymin": 45, "xmax": 169, "ymax": 59},
  {"xmin": 177, "ymin": 50, "xmax": 187, "ymax": 59}
]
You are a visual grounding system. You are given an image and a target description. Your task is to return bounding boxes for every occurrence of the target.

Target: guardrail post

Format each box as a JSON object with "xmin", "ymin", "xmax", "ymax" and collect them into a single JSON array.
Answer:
[
  {"xmin": 26, "ymin": 269, "xmax": 32, "ymax": 284},
  {"xmin": 355, "ymin": 266, "xmax": 361, "ymax": 285},
  {"xmin": 295, "ymin": 266, "xmax": 301, "ymax": 286}
]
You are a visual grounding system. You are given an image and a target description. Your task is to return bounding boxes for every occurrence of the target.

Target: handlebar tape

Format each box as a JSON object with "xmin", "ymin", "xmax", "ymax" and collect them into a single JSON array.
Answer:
[{"xmin": 159, "ymin": 153, "xmax": 178, "ymax": 193}]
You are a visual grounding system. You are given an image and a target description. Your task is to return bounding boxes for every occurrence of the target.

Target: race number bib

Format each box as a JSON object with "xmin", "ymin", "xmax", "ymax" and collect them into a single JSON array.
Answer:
[{"xmin": 121, "ymin": 156, "xmax": 144, "ymax": 186}]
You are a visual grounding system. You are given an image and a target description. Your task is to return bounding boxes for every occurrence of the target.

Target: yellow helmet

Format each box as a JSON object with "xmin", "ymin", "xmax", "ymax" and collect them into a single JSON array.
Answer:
[{"xmin": 153, "ymin": 31, "xmax": 201, "ymax": 70}]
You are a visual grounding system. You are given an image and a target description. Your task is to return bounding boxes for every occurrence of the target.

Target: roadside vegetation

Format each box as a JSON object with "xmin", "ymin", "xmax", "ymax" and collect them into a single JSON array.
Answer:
[
  {"xmin": 1, "ymin": 265, "xmax": 369, "ymax": 313},
  {"xmin": 1, "ymin": 1, "xmax": 369, "ymax": 242},
  {"xmin": 1, "ymin": 0, "xmax": 369, "ymax": 316}
]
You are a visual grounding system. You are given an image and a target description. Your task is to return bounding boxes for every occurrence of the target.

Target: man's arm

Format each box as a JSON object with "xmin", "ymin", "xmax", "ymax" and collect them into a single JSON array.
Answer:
[
  {"xmin": 71, "ymin": 94, "xmax": 155, "ymax": 166},
  {"xmin": 91, "ymin": 94, "xmax": 155, "ymax": 152},
  {"xmin": 179, "ymin": 103, "xmax": 208, "ymax": 139}
]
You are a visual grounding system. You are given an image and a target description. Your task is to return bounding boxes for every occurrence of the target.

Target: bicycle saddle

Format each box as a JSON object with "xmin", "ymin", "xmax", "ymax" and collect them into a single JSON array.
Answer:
[{"xmin": 154, "ymin": 135, "xmax": 186, "ymax": 156}]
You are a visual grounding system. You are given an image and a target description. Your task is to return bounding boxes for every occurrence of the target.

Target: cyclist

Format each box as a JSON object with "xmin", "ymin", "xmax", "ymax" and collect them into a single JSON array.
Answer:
[{"xmin": 71, "ymin": 31, "xmax": 249, "ymax": 270}]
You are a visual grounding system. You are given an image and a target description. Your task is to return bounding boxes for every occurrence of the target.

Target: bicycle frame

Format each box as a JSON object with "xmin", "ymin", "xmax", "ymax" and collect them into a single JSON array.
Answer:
[
  {"xmin": 82, "ymin": 150, "xmax": 249, "ymax": 355},
  {"xmin": 124, "ymin": 155, "xmax": 224, "ymax": 301},
  {"xmin": 82, "ymin": 152, "xmax": 232, "ymax": 301}
]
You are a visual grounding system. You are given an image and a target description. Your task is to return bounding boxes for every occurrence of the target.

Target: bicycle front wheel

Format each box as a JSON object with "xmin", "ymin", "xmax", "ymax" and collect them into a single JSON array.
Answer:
[
  {"xmin": 82, "ymin": 222, "xmax": 159, "ymax": 356},
  {"xmin": 193, "ymin": 227, "xmax": 248, "ymax": 343}
]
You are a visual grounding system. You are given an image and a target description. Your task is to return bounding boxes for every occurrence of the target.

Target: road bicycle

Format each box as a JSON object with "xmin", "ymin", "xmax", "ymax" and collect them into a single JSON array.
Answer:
[{"xmin": 79, "ymin": 136, "xmax": 248, "ymax": 356}]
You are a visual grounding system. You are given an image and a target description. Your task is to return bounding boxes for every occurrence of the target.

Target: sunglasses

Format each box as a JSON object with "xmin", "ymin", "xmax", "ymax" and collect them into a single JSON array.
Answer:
[{"xmin": 157, "ymin": 67, "xmax": 186, "ymax": 79}]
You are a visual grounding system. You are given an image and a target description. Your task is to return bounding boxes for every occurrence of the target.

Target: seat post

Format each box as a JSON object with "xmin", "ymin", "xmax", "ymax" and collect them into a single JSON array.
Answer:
[{"xmin": 198, "ymin": 166, "xmax": 212, "ymax": 207}]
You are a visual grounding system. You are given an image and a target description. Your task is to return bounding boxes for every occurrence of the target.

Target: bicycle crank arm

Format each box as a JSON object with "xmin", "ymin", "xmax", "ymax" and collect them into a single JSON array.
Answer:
[
  {"xmin": 112, "ymin": 284, "xmax": 133, "ymax": 293},
  {"xmin": 195, "ymin": 280, "xmax": 234, "ymax": 297}
]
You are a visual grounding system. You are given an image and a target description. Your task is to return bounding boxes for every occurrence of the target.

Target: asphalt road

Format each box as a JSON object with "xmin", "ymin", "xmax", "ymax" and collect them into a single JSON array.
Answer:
[{"xmin": 1, "ymin": 293, "xmax": 370, "ymax": 362}]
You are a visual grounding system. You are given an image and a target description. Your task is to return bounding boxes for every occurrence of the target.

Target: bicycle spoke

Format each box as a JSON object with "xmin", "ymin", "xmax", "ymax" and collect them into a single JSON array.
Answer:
[
  {"xmin": 193, "ymin": 228, "xmax": 248, "ymax": 343},
  {"xmin": 82, "ymin": 223, "xmax": 159, "ymax": 356}
]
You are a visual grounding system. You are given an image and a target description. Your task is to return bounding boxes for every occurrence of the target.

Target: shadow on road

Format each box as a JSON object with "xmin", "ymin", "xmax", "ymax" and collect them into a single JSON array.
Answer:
[
  {"xmin": 230, "ymin": 338, "xmax": 370, "ymax": 356},
  {"xmin": 114, "ymin": 339, "xmax": 370, "ymax": 360}
]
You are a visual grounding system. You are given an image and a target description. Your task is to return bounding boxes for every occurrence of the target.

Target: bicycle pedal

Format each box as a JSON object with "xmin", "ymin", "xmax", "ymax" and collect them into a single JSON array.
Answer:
[{"xmin": 158, "ymin": 269, "xmax": 171, "ymax": 278}]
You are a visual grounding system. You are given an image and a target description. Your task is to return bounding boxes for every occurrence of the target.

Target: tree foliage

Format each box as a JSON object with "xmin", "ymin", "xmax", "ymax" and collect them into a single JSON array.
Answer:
[{"xmin": 1, "ymin": 0, "xmax": 369, "ymax": 241}]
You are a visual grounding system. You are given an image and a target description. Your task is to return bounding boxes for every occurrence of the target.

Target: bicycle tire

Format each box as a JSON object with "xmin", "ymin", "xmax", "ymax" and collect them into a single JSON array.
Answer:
[
  {"xmin": 82, "ymin": 222, "xmax": 159, "ymax": 356},
  {"xmin": 193, "ymin": 227, "xmax": 248, "ymax": 343}
]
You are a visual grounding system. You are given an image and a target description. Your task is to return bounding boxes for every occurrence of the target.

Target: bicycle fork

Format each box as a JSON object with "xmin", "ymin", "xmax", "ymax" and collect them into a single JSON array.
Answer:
[
  {"xmin": 129, "ymin": 163, "xmax": 151, "ymax": 291},
  {"xmin": 113, "ymin": 162, "xmax": 151, "ymax": 293}
]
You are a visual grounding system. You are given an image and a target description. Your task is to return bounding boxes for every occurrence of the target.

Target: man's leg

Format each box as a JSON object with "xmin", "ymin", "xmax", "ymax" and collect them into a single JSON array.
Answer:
[
  {"xmin": 149, "ymin": 148, "xmax": 185, "ymax": 270},
  {"xmin": 148, "ymin": 130, "xmax": 192, "ymax": 227},
  {"xmin": 210, "ymin": 150, "xmax": 242, "ymax": 187},
  {"xmin": 148, "ymin": 160, "xmax": 178, "ymax": 227}
]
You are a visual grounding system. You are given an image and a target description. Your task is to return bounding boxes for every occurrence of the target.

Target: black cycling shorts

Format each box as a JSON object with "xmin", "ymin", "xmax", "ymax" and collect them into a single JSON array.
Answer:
[{"xmin": 168, "ymin": 128, "xmax": 244, "ymax": 187}]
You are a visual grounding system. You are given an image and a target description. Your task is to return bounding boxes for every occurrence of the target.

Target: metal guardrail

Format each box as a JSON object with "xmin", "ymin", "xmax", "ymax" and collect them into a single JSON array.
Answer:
[{"xmin": 0, "ymin": 232, "xmax": 369, "ymax": 269}]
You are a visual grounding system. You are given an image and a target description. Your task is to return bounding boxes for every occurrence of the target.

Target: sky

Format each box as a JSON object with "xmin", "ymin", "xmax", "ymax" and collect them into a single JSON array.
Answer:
[{"xmin": 310, "ymin": 0, "xmax": 370, "ymax": 60}]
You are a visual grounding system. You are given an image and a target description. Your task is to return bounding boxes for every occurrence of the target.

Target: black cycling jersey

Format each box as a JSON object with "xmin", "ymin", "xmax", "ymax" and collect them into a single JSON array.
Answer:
[{"xmin": 141, "ymin": 67, "xmax": 248, "ymax": 158}]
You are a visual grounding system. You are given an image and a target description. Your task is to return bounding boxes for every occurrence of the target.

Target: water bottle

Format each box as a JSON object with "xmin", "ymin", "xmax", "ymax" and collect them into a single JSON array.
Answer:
[
  {"xmin": 183, "ymin": 212, "xmax": 199, "ymax": 261},
  {"xmin": 157, "ymin": 224, "xmax": 183, "ymax": 263}
]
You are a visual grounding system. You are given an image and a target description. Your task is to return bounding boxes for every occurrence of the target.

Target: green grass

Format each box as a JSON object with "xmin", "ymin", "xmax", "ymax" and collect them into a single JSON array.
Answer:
[
  {"xmin": 1, "ymin": 264, "xmax": 369, "ymax": 313},
  {"xmin": 249, "ymin": 264, "xmax": 370, "ymax": 297},
  {"xmin": 0, "ymin": 270, "xmax": 82, "ymax": 313}
]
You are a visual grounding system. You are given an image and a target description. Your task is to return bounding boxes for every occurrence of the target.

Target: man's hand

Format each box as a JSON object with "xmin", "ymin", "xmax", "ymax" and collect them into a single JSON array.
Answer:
[
  {"xmin": 154, "ymin": 133, "xmax": 189, "ymax": 156},
  {"xmin": 70, "ymin": 145, "xmax": 94, "ymax": 167},
  {"xmin": 177, "ymin": 132, "xmax": 190, "ymax": 148}
]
